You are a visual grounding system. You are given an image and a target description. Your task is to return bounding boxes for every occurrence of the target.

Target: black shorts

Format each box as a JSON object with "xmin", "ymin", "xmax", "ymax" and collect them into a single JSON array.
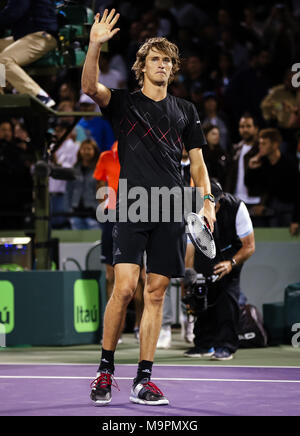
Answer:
[
  {"xmin": 112, "ymin": 220, "xmax": 187, "ymax": 278},
  {"xmin": 100, "ymin": 220, "xmax": 115, "ymax": 266}
]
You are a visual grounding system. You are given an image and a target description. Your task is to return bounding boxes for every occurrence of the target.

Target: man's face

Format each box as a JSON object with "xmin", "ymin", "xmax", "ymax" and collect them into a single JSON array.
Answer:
[
  {"xmin": 259, "ymin": 137, "xmax": 276, "ymax": 157},
  {"xmin": 143, "ymin": 48, "xmax": 173, "ymax": 86},
  {"xmin": 239, "ymin": 117, "xmax": 257, "ymax": 142},
  {"xmin": 0, "ymin": 122, "xmax": 13, "ymax": 142}
]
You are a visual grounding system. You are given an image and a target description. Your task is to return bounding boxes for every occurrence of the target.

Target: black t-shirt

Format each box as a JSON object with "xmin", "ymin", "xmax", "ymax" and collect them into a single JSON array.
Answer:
[{"xmin": 102, "ymin": 89, "xmax": 206, "ymax": 192}]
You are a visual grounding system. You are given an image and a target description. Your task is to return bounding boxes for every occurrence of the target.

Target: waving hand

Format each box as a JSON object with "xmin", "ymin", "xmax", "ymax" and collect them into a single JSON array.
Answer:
[{"xmin": 90, "ymin": 9, "xmax": 120, "ymax": 45}]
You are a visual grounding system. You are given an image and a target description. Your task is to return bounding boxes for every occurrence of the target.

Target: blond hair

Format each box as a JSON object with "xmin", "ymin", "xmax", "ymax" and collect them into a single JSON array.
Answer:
[{"xmin": 132, "ymin": 37, "xmax": 180, "ymax": 87}]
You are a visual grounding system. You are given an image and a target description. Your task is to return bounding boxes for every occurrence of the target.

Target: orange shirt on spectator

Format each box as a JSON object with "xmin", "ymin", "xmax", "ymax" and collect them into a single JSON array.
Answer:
[{"xmin": 93, "ymin": 141, "xmax": 120, "ymax": 210}]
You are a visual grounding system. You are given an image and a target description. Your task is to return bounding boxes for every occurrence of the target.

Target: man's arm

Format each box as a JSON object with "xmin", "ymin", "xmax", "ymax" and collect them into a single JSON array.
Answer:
[
  {"xmin": 81, "ymin": 9, "xmax": 120, "ymax": 108},
  {"xmin": 214, "ymin": 232, "xmax": 255, "ymax": 280},
  {"xmin": 188, "ymin": 147, "xmax": 216, "ymax": 231}
]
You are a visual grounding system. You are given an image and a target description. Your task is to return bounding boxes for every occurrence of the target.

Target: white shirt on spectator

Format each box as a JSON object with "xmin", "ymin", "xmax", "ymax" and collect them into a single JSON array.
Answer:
[
  {"xmin": 235, "ymin": 144, "xmax": 260, "ymax": 205},
  {"xmin": 49, "ymin": 138, "xmax": 79, "ymax": 193},
  {"xmin": 99, "ymin": 68, "xmax": 125, "ymax": 89},
  {"xmin": 236, "ymin": 201, "xmax": 253, "ymax": 238}
]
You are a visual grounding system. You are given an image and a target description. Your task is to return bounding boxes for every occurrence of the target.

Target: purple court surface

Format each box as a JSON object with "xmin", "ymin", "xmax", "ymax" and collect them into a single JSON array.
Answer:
[{"xmin": 0, "ymin": 364, "xmax": 299, "ymax": 416}]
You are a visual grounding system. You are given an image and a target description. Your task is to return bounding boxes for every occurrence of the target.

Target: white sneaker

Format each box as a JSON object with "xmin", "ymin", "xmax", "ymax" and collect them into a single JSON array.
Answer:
[
  {"xmin": 156, "ymin": 326, "xmax": 171, "ymax": 349},
  {"xmin": 184, "ymin": 320, "xmax": 195, "ymax": 344}
]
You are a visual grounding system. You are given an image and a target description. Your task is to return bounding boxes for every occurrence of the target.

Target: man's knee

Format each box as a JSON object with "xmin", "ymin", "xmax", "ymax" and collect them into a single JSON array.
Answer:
[{"xmin": 112, "ymin": 282, "xmax": 137, "ymax": 305}]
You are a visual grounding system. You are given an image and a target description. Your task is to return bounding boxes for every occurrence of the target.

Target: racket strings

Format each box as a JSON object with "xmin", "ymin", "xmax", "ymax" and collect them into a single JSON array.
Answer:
[{"xmin": 188, "ymin": 214, "xmax": 216, "ymax": 259}]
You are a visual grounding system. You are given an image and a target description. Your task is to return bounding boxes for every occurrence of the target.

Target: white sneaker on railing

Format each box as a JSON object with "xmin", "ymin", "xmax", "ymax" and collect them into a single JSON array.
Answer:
[{"xmin": 184, "ymin": 320, "xmax": 195, "ymax": 344}]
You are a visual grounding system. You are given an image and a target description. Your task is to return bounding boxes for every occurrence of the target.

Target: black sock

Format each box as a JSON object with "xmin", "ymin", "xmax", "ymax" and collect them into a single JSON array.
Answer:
[
  {"xmin": 135, "ymin": 360, "xmax": 153, "ymax": 384},
  {"xmin": 98, "ymin": 348, "xmax": 115, "ymax": 374}
]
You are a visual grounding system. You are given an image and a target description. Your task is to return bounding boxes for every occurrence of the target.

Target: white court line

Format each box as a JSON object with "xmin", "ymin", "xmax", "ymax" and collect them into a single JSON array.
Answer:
[
  {"xmin": 0, "ymin": 375, "xmax": 300, "ymax": 383},
  {"xmin": 0, "ymin": 363, "xmax": 300, "ymax": 369}
]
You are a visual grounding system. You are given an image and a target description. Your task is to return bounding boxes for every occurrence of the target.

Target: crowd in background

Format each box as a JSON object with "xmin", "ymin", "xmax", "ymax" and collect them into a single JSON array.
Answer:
[{"xmin": 1, "ymin": 0, "xmax": 300, "ymax": 232}]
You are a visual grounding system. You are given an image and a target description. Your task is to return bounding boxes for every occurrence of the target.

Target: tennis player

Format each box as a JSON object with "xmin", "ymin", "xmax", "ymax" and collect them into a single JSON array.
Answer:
[{"xmin": 82, "ymin": 9, "xmax": 215, "ymax": 406}]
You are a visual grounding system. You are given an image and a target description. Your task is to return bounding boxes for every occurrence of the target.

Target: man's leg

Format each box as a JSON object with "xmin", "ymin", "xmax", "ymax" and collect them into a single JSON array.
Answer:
[
  {"xmin": 0, "ymin": 36, "xmax": 14, "ymax": 94},
  {"xmin": 0, "ymin": 32, "xmax": 56, "ymax": 96},
  {"xmin": 139, "ymin": 273, "xmax": 170, "ymax": 362},
  {"xmin": 211, "ymin": 276, "xmax": 240, "ymax": 360},
  {"xmin": 102, "ymin": 263, "xmax": 141, "ymax": 352},
  {"xmin": 105, "ymin": 264, "xmax": 115, "ymax": 300},
  {"xmin": 129, "ymin": 273, "xmax": 170, "ymax": 405},
  {"xmin": 104, "ymin": 263, "xmax": 125, "ymax": 344},
  {"xmin": 133, "ymin": 266, "xmax": 145, "ymax": 340}
]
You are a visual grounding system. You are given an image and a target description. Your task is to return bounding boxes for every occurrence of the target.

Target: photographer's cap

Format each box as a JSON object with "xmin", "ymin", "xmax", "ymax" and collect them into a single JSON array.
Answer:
[{"xmin": 210, "ymin": 179, "xmax": 223, "ymax": 203}]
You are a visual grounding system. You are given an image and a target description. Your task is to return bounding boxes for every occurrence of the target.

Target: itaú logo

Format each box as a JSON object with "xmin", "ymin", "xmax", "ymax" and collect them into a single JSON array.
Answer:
[
  {"xmin": 73, "ymin": 279, "xmax": 99, "ymax": 333},
  {"xmin": 0, "ymin": 281, "xmax": 15, "ymax": 347}
]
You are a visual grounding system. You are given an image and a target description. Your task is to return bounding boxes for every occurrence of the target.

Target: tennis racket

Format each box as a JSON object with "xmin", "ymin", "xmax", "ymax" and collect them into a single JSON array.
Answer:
[{"xmin": 186, "ymin": 212, "xmax": 216, "ymax": 259}]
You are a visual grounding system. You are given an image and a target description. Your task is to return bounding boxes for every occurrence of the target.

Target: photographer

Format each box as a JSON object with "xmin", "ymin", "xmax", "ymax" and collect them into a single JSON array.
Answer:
[{"xmin": 184, "ymin": 181, "xmax": 255, "ymax": 360}]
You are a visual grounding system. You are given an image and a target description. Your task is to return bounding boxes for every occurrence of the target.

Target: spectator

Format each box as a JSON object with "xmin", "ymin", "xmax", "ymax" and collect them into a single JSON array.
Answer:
[
  {"xmin": 218, "ymin": 29, "xmax": 249, "ymax": 70},
  {"xmin": 0, "ymin": 120, "xmax": 32, "ymax": 229},
  {"xmin": 210, "ymin": 51, "xmax": 235, "ymax": 102},
  {"xmin": 263, "ymin": 4, "xmax": 298, "ymax": 83},
  {"xmin": 67, "ymin": 139, "xmax": 100, "ymax": 230},
  {"xmin": 0, "ymin": 0, "xmax": 58, "ymax": 107},
  {"xmin": 56, "ymin": 99, "xmax": 86, "ymax": 144},
  {"xmin": 285, "ymin": 88, "xmax": 300, "ymax": 130},
  {"xmin": 261, "ymin": 70, "xmax": 297, "ymax": 130},
  {"xmin": 225, "ymin": 113, "xmax": 263, "ymax": 223},
  {"xmin": 224, "ymin": 46, "xmax": 272, "ymax": 138},
  {"xmin": 154, "ymin": 0, "xmax": 178, "ymax": 39},
  {"xmin": 99, "ymin": 52, "xmax": 126, "ymax": 89},
  {"xmin": 182, "ymin": 53, "xmax": 212, "ymax": 96},
  {"xmin": 240, "ymin": 6, "xmax": 264, "ymax": 42},
  {"xmin": 77, "ymin": 93, "xmax": 115, "ymax": 152},
  {"xmin": 49, "ymin": 122, "xmax": 79, "ymax": 229},
  {"xmin": 58, "ymin": 82, "xmax": 78, "ymax": 106},
  {"xmin": 245, "ymin": 128, "xmax": 300, "ymax": 231},
  {"xmin": 202, "ymin": 123, "xmax": 230, "ymax": 187},
  {"xmin": 13, "ymin": 121, "xmax": 35, "ymax": 168},
  {"xmin": 189, "ymin": 82, "xmax": 204, "ymax": 114},
  {"xmin": 217, "ymin": 8, "xmax": 233, "ymax": 34},
  {"xmin": 170, "ymin": 0, "xmax": 209, "ymax": 30},
  {"xmin": 94, "ymin": 140, "xmax": 120, "ymax": 297},
  {"xmin": 202, "ymin": 91, "xmax": 230, "ymax": 151}
]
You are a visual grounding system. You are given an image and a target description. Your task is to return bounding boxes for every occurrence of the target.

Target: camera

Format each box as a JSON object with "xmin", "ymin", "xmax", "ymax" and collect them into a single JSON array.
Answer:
[{"xmin": 182, "ymin": 268, "xmax": 218, "ymax": 315}]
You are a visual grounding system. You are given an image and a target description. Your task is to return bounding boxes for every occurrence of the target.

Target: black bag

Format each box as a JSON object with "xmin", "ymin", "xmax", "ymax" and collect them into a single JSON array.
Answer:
[{"xmin": 238, "ymin": 304, "xmax": 268, "ymax": 348}]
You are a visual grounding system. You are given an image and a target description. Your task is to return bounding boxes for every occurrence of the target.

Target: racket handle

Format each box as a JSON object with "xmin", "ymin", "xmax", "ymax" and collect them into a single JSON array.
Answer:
[{"xmin": 203, "ymin": 216, "xmax": 211, "ymax": 231}]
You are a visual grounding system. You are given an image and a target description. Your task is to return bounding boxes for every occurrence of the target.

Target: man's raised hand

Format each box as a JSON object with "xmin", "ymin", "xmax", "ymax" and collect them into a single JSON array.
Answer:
[{"xmin": 90, "ymin": 9, "xmax": 120, "ymax": 45}]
